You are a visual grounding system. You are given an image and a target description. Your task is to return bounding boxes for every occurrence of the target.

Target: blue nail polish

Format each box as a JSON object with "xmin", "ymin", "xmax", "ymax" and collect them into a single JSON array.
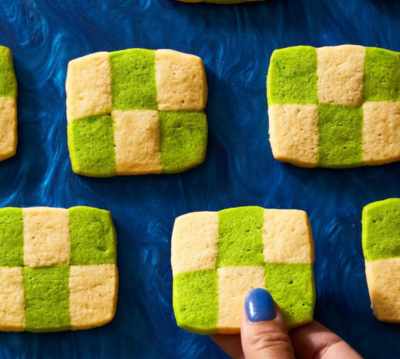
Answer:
[{"xmin": 245, "ymin": 288, "xmax": 276, "ymax": 322}]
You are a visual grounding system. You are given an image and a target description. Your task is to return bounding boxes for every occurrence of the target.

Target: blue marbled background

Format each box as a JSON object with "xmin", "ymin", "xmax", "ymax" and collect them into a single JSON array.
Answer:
[{"xmin": 0, "ymin": 0, "xmax": 399, "ymax": 358}]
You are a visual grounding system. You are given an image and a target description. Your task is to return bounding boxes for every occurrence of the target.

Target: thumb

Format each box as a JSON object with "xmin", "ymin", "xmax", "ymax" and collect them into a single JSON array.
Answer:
[{"xmin": 241, "ymin": 288, "xmax": 294, "ymax": 359}]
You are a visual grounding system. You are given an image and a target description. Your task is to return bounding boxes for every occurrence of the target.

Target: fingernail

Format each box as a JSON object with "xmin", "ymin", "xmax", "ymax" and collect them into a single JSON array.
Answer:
[{"xmin": 245, "ymin": 288, "xmax": 276, "ymax": 322}]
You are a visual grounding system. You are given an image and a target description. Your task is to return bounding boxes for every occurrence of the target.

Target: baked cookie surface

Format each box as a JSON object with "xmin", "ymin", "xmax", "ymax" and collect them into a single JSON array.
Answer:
[
  {"xmin": 171, "ymin": 206, "xmax": 315, "ymax": 334},
  {"xmin": 66, "ymin": 49, "xmax": 207, "ymax": 177},
  {"xmin": 0, "ymin": 206, "xmax": 118, "ymax": 332},
  {"xmin": 0, "ymin": 46, "xmax": 17, "ymax": 161},
  {"xmin": 267, "ymin": 45, "xmax": 400, "ymax": 168},
  {"xmin": 362, "ymin": 198, "xmax": 400, "ymax": 322}
]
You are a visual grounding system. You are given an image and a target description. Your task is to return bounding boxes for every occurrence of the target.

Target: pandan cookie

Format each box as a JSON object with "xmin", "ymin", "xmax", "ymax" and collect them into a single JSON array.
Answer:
[
  {"xmin": 66, "ymin": 49, "xmax": 208, "ymax": 177},
  {"xmin": 267, "ymin": 45, "xmax": 400, "ymax": 168},
  {"xmin": 0, "ymin": 46, "xmax": 17, "ymax": 161},
  {"xmin": 0, "ymin": 206, "xmax": 118, "ymax": 332},
  {"xmin": 171, "ymin": 206, "xmax": 315, "ymax": 334},
  {"xmin": 362, "ymin": 198, "xmax": 400, "ymax": 322}
]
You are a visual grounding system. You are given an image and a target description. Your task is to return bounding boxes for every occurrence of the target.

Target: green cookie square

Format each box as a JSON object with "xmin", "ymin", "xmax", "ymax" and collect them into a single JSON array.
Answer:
[
  {"xmin": 362, "ymin": 198, "xmax": 400, "ymax": 260},
  {"xmin": 267, "ymin": 46, "xmax": 318, "ymax": 105},
  {"xmin": 0, "ymin": 208, "xmax": 23, "ymax": 266},
  {"xmin": 217, "ymin": 206, "xmax": 264, "ymax": 267},
  {"xmin": 68, "ymin": 115, "xmax": 116, "ymax": 177},
  {"xmin": 69, "ymin": 206, "xmax": 116, "ymax": 265},
  {"xmin": 110, "ymin": 49, "xmax": 157, "ymax": 110},
  {"xmin": 24, "ymin": 266, "xmax": 70, "ymax": 332},
  {"xmin": 0, "ymin": 46, "xmax": 17, "ymax": 98},
  {"xmin": 318, "ymin": 104, "xmax": 362, "ymax": 168},
  {"xmin": 173, "ymin": 270, "xmax": 218, "ymax": 334},
  {"xmin": 159, "ymin": 111, "xmax": 207, "ymax": 173},
  {"xmin": 364, "ymin": 47, "xmax": 400, "ymax": 101},
  {"xmin": 265, "ymin": 263, "xmax": 315, "ymax": 328}
]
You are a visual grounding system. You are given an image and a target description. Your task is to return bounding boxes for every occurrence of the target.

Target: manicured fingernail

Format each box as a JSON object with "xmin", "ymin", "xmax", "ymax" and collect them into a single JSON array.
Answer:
[{"xmin": 245, "ymin": 288, "xmax": 276, "ymax": 322}]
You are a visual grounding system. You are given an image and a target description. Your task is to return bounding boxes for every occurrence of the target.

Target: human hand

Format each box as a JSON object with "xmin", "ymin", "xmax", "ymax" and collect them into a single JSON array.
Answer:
[{"xmin": 213, "ymin": 288, "xmax": 362, "ymax": 359}]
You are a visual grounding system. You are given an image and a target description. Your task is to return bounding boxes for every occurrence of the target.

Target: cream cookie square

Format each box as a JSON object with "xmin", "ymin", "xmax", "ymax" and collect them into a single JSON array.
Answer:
[
  {"xmin": 362, "ymin": 101, "xmax": 400, "ymax": 165},
  {"xmin": 155, "ymin": 49, "xmax": 207, "ymax": 111},
  {"xmin": 217, "ymin": 266, "xmax": 265, "ymax": 331},
  {"xmin": 365, "ymin": 258, "xmax": 400, "ymax": 322},
  {"xmin": 112, "ymin": 110, "xmax": 162, "ymax": 175},
  {"xmin": 0, "ymin": 267, "xmax": 25, "ymax": 331},
  {"xmin": 69, "ymin": 264, "xmax": 118, "ymax": 329},
  {"xmin": 171, "ymin": 212, "xmax": 219, "ymax": 275},
  {"xmin": 263, "ymin": 210, "xmax": 314, "ymax": 264},
  {"xmin": 23, "ymin": 207, "xmax": 70, "ymax": 267},
  {"xmin": 269, "ymin": 104, "xmax": 319, "ymax": 167},
  {"xmin": 317, "ymin": 45, "xmax": 365, "ymax": 106},
  {"xmin": 66, "ymin": 52, "xmax": 112, "ymax": 121},
  {"xmin": 0, "ymin": 97, "xmax": 16, "ymax": 161}
]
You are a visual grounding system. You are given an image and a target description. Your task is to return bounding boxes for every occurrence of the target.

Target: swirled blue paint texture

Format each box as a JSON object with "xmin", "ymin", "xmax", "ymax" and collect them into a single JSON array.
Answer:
[{"xmin": 0, "ymin": 0, "xmax": 398, "ymax": 358}]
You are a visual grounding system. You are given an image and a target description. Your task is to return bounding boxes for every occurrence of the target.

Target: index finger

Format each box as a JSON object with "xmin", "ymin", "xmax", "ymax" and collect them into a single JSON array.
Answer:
[
  {"xmin": 290, "ymin": 321, "xmax": 363, "ymax": 359},
  {"xmin": 211, "ymin": 334, "xmax": 243, "ymax": 359}
]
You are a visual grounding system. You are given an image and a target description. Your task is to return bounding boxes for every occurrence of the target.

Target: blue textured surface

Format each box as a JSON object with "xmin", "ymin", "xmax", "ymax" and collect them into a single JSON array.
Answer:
[{"xmin": 0, "ymin": 0, "xmax": 399, "ymax": 358}]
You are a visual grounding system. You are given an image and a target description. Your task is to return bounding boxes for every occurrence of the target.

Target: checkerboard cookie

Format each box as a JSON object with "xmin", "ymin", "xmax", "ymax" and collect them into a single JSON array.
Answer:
[
  {"xmin": 267, "ymin": 45, "xmax": 400, "ymax": 168},
  {"xmin": 171, "ymin": 206, "xmax": 315, "ymax": 334},
  {"xmin": 66, "ymin": 49, "xmax": 208, "ymax": 177},
  {"xmin": 0, "ymin": 206, "xmax": 118, "ymax": 332},
  {"xmin": 362, "ymin": 199, "xmax": 400, "ymax": 322},
  {"xmin": 0, "ymin": 46, "xmax": 17, "ymax": 161}
]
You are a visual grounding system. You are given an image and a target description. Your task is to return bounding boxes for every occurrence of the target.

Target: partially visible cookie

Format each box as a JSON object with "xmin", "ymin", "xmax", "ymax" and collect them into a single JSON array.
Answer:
[
  {"xmin": 0, "ymin": 46, "xmax": 17, "ymax": 161},
  {"xmin": 66, "ymin": 49, "xmax": 208, "ymax": 177},
  {"xmin": 178, "ymin": 0, "xmax": 260, "ymax": 3},
  {"xmin": 267, "ymin": 45, "xmax": 400, "ymax": 168},
  {"xmin": 171, "ymin": 206, "xmax": 315, "ymax": 334},
  {"xmin": 362, "ymin": 199, "xmax": 400, "ymax": 322},
  {"xmin": 0, "ymin": 206, "xmax": 118, "ymax": 332}
]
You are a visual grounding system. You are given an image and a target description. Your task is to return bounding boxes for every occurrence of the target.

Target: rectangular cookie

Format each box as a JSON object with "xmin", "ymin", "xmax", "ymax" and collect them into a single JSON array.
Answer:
[
  {"xmin": 0, "ymin": 46, "xmax": 17, "ymax": 161},
  {"xmin": 171, "ymin": 206, "xmax": 315, "ymax": 334},
  {"xmin": 66, "ymin": 49, "xmax": 208, "ymax": 177},
  {"xmin": 362, "ymin": 198, "xmax": 400, "ymax": 322},
  {"xmin": 0, "ymin": 206, "xmax": 118, "ymax": 332},
  {"xmin": 267, "ymin": 45, "xmax": 400, "ymax": 168}
]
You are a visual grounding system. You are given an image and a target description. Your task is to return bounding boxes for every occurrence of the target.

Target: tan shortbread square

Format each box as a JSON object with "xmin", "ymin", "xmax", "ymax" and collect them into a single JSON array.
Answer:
[
  {"xmin": 217, "ymin": 266, "xmax": 265, "ymax": 332},
  {"xmin": 171, "ymin": 212, "xmax": 218, "ymax": 275},
  {"xmin": 269, "ymin": 104, "xmax": 319, "ymax": 167},
  {"xmin": 263, "ymin": 209, "xmax": 314, "ymax": 264},
  {"xmin": 317, "ymin": 45, "xmax": 365, "ymax": 106},
  {"xmin": 23, "ymin": 207, "xmax": 70, "ymax": 267},
  {"xmin": 0, "ymin": 97, "xmax": 17, "ymax": 161},
  {"xmin": 69, "ymin": 264, "xmax": 118, "ymax": 329},
  {"xmin": 362, "ymin": 101, "xmax": 400, "ymax": 165},
  {"xmin": 365, "ymin": 258, "xmax": 400, "ymax": 322},
  {"xmin": 155, "ymin": 49, "xmax": 207, "ymax": 111},
  {"xmin": 0, "ymin": 267, "xmax": 25, "ymax": 331},
  {"xmin": 66, "ymin": 52, "xmax": 112, "ymax": 121},
  {"xmin": 112, "ymin": 110, "xmax": 162, "ymax": 175}
]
